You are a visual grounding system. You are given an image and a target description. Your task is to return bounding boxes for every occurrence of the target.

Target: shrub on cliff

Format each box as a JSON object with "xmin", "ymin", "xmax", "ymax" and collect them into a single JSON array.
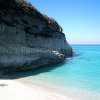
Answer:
[{"xmin": 0, "ymin": 0, "xmax": 63, "ymax": 34}]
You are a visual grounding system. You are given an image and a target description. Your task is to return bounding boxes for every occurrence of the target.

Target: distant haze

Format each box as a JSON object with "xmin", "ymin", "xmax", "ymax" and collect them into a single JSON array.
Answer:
[{"xmin": 29, "ymin": 0, "xmax": 100, "ymax": 44}]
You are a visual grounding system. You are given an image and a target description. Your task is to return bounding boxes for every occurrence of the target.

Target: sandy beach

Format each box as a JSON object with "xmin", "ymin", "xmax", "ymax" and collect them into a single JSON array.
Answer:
[
  {"xmin": 0, "ymin": 80, "xmax": 73, "ymax": 100},
  {"xmin": 0, "ymin": 79, "xmax": 100, "ymax": 100}
]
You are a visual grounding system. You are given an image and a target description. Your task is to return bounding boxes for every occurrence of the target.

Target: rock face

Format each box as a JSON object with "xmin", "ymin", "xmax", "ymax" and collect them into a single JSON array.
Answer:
[{"xmin": 0, "ymin": 0, "xmax": 72, "ymax": 74}]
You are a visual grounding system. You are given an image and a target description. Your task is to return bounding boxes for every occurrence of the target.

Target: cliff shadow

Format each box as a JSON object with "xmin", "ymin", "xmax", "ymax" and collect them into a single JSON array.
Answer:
[{"xmin": 0, "ymin": 61, "xmax": 66, "ymax": 79}]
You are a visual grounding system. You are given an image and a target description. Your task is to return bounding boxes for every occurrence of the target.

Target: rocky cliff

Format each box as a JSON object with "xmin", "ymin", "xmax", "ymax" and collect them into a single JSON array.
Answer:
[{"xmin": 0, "ymin": 0, "xmax": 72, "ymax": 74}]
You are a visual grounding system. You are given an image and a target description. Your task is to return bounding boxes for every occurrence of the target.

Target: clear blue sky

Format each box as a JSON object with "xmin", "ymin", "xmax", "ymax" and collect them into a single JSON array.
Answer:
[{"xmin": 28, "ymin": 0, "xmax": 100, "ymax": 44}]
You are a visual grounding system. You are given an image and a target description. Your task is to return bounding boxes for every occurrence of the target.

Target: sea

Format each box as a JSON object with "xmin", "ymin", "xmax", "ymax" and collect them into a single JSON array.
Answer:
[{"xmin": 14, "ymin": 45, "xmax": 100, "ymax": 100}]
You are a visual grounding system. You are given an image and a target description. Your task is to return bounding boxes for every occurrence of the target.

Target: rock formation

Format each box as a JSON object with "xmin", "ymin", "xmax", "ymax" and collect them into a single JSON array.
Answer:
[{"xmin": 0, "ymin": 0, "xmax": 72, "ymax": 74}]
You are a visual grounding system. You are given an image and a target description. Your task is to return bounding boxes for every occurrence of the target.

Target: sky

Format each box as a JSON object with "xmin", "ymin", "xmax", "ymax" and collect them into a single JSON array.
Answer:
[{"xmin": 28, "ymin": 0, "xmax": 100, "ymax": 44}]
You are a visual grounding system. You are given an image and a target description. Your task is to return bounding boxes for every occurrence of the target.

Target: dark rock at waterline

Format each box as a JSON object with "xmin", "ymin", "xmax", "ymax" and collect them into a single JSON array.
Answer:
[{"xmin": 0, "ymin": 0, "xmax": 72, "ymax": 75}]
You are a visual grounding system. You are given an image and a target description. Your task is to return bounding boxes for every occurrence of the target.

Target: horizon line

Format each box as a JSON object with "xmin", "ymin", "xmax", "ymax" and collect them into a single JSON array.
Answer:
[{"xmin": 70, "ymin": 44, "xmax": 100, "ymax": 45}]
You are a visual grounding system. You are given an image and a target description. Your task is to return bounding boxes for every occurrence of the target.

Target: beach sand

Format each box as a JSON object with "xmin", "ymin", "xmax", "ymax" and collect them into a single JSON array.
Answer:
[
  {"xmin": 0, "ymin": 79, "xmax": 100, "ymax": 100},
  {"xmin": 0, "ymin": 80, "xmax": 73, "ymax": 100}
]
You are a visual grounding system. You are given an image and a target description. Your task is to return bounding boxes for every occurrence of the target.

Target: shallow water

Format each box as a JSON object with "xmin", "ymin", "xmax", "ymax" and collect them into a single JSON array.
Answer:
[
  {"xmin": 12, "ymin": 45, "xmax": 100, "ymax": 100},
  {"xmin": 19, "ymin": 45, "xmax": 100, "ymax": 91}
]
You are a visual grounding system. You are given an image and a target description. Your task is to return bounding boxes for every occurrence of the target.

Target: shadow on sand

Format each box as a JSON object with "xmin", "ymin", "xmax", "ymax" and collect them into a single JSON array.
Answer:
[{"xmin": 0, "ymin": 61, "xmax": 66, "ymax": 80}]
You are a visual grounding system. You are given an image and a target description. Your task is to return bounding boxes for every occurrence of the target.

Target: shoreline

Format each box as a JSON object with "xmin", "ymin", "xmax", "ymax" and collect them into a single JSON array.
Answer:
[
  {"xmin": 0, "ymin": 79, "xmax": 73, "ymax": 100},
  {"xmin": 18, "ymin": 78, "xmax": 100, "ymax": 100}
]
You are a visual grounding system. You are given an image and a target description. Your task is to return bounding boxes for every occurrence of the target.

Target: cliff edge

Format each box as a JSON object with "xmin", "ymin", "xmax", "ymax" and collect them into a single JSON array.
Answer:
[{"xmin": 0, "ymin": 0, "xmax": 72, "ymax": 74}]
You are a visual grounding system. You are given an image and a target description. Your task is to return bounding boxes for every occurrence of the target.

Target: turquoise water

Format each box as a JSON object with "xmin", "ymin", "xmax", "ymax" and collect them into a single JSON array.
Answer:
[{"xmin": 16, "ymin": 45, "xmax": 100, "ymax": 92}]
